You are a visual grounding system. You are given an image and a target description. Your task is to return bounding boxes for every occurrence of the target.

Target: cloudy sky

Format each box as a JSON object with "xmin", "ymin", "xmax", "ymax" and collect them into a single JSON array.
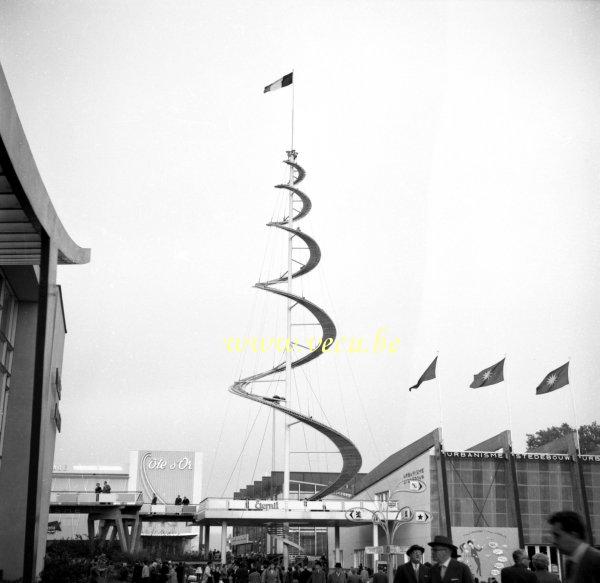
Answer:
[{"xmin": 1, "ymin": 1, "xmax": 599, "ymax": 498}]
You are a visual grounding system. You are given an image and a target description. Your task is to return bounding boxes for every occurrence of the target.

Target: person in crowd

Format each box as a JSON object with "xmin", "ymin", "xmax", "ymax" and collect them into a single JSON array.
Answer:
[
  {"xmin": 358, "ymin": 565, "xmax": 369, "ymax": 583},
  {"xmin": 346, "ymin": 568, "xmax": 359, "ymax": 583},
  {"xmin": 249, "ymin": 565, "xmax": 262, "ymax": 583},
  {"xmin": 394, "ymin": 544, "xmax": 429, "ymax": 583},
  {"xmin": 328, "ymin": 563, "xmax": 346, "ymax": 583},
  {"xmin": 428, "ymin": 535, "xmax": 473, "ymax": 583},
  {"xmin": 530, "ymin": 553, "xmax": 558, "ymax": 583},
  {"xmin": 308, "ymin": 563, "xmax": 326, "ymax": 583},
  {"xmin": 176, "ymin": 562, "xmax": 185, "ymax": 583},
  {"xmin": 262, "ymin": 562, "xmax": 281, "ymax": 583},
  {"xmin": 373, "ymin": 564, "xmax": 387, "ymax": 583},
  {"xmin": 500, "ymin": 550, "xmax": 536, "ymax": 583},
  {"xmin": 548, "ymin": 510, "xmax": 600, "ymax": 583},
  {"xmin": 159, "ymin": 561, "xmax": 170, "ymax": 583},
  {"xmin": 237, "ymin": 561, "xmax": 250, "ymax": 583},
  {"xmin": 183, "ymin": 495, "xmax": 190, "ymax": 505},
  {"xmin": 88, "ymin": 559, "xmax": 101, "ymax": 583},
  {"xmin": 205, "ymin": 561, "xmax": 214, "ymax": 583},
  {"xmin": 102, "ymin": 480, "xmax": 111, "ymax": 493},
  {"xmin": 175, "ymin": 494, "xmax": 183, "ymax": 505},
  {"xmin": 141, "ymin": 560, "xmax": 150, "ymax": 581},
  {"xmin": 299, "ymin": 565, "xmax": 311, "ymax": 583},
  {"xmin": 132, "ymin": 560, "xmax": 143, "ymax": 583},
  {"xmin": 151, "ymin": 492, "xmax": 158, "ymax": 504}
]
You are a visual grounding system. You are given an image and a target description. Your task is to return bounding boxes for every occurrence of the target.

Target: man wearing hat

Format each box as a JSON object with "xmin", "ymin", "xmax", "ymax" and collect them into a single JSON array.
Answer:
[
  {"xmin": 428, "ymin": 535, "xmax": 473, "ymax": 583},
  {"xmin": 328, "ymin": 563, "xmax": 347, "ymax": 583},
  {"xmin": 394, "ymin": 545, "xmax": 429, "ymax": 583}
]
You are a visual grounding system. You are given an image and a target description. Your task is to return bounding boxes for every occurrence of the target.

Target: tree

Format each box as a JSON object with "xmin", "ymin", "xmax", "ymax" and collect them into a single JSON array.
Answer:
[{"xmin": 526, "ymin": 421, "xmax": 600, "ymax": 454}]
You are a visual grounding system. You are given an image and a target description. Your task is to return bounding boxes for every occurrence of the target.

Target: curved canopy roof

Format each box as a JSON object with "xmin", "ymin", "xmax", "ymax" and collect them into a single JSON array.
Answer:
[{"xmin": 0, "ymin": 64, "xmax": 90, "ymax": 266}]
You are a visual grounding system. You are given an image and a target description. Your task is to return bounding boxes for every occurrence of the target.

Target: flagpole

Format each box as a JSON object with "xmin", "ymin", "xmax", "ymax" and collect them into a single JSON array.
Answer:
[
  {"xmin": 503, "ymin": 355, "xmax": 513, "ymax": 432},
  {"xmin": 436, "ymin": 351, "xmax": 443, "ymax": 431},
  {"xmin": 291, "ymin": 70, "xmax": 295, "ymax": 150},
  {"xmin": 567, "ymin": 358, "xmax": 581, "ymax": 451}
]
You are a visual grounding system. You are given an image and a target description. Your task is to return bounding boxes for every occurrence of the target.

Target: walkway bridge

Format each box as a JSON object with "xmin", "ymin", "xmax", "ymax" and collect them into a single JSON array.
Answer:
[
  {"xmin": 50, "ymin": 493, "xmax": 407, "ymax": 560},
  {"xmin": 49, "ymin": 491, "xmax": 200, "ymax": 553}
]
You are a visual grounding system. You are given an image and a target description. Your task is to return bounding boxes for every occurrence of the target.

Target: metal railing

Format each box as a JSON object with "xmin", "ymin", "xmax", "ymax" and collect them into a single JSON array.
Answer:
[
  {"xmin": 50, "ymin": 491, "xmax": 143, "ymax": 505},
  {"xmin": 140, "ymin": 503, "xmax": 198, "ymax": 515},
  {"xmin": 196, "ymin": 498, "xmax": 386, "ymax": 513}
]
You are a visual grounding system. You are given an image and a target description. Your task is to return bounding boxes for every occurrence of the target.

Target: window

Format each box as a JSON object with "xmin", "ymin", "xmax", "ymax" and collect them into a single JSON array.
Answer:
[
  {"xmin": 0, "ymin": 271, "xmax": 18, "ymax": 470},
  {"xmin": 374, "ymin": 490, "xmax": 389, "ymax": 502}
]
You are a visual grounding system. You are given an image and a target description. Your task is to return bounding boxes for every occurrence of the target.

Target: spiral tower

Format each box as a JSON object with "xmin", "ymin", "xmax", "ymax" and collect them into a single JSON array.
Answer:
[{"xmin": 229, "ymin": 150, "xmax": 362, "ymax": 500}]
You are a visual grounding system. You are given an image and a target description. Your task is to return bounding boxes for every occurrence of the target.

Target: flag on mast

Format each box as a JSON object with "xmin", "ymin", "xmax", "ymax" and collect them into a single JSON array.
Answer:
[
  {"xmin": 470, "ymin": 358, "xmax": 505, "ymax": 388},
  {"xmin": 264, "ymin": 72, "xmax": 293, "ymax": 93},
  {"xmin": 536, "ymin": 362, "xmax": 569, "ymax": 395},
  {"xmin": 409, "ymin": 356, "xmax": 437, "ymax": 391}
]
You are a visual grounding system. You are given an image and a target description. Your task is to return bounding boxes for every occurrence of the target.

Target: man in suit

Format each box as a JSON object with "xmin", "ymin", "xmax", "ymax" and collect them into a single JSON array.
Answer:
[
  {"xmin": 428, "ymin": 535, "xmax": 473, "ymax": 583},
  {"xmin": 500, "ymin": 550, "xmax": 536, "ymax": 583},
  {"xmin": 548, "ymin": 510, "xmax": 600, "ymax": 583},
  {"xmin": 328, "ymin": 563, "xmax": 347, "ymax": 583},
  {"xmin": 530, "ymin": 553, "xmax": 559, "ymax": 583},
  {"xmin": 394, "ymin": 545, "xmax": 430, "ymax": 583},
  {"xmin": 373, "ymin": 564, "xmax": 388, "ymax": 583}
]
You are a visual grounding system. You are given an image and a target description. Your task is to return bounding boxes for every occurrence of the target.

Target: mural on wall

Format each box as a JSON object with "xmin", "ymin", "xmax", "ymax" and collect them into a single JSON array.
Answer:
[{"xmin": 451, "ymin": 527, "xmax": 520, "ymax": 580}]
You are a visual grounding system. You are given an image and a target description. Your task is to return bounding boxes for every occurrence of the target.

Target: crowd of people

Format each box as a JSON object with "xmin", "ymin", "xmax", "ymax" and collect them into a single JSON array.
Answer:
[{"xmin": 86, "ymin": 510, "xmax": 599, "ymax": 583}]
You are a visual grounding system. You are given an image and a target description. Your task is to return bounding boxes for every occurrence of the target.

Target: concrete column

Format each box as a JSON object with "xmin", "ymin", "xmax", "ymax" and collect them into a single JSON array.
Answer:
[
  {"xmin": 334, "ymin": 525, "xmax": 340, "ymax": 565},
  {"xmin": 204, "ymin": 525, "xmax": 210, "ymax": 557},
  {"xmin": 372, "ymin": 523, "xmax": 379, "ymax": 567},
  {"xmin": 221, "ymin": 521, "xmax": 227, "ymax": 565},
  {"xmin": 24, "ymin": 240, "xmax": 60, "ymax": 583}
]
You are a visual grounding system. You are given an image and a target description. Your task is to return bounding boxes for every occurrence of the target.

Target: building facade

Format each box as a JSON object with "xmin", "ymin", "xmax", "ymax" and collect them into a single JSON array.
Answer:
[{"xmin": 0, "ymin": 63, "xmax": 90, "ymax": 582}]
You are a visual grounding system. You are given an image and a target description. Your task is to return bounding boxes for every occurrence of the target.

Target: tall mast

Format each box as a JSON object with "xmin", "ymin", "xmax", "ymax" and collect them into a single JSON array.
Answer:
[{"xmin": 283, "ymin": 149, "xmax": 296, "ymax": 501}]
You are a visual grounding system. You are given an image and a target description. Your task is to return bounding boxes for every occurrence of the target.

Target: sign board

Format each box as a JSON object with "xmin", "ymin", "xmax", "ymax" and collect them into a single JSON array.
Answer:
[
  {"xmin": 346, "ymin": 508, "xmax": 371, "ymax": 522},
  {"xmin": 413, "ymin": 510, "xmax": 431, "ymax": 522},
  {"xmin": 365, "ymin": 546, "xmax": 384, "ymax": 554},
  {"xmin": 231, "ymin": 534, "xmax": 250, "ymax": 546}
]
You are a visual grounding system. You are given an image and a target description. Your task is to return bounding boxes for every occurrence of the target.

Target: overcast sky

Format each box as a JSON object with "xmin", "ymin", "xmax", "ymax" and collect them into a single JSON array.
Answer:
[{"xmin": 1, "ymin": 1, "xmax": 599, "ymax": 499}]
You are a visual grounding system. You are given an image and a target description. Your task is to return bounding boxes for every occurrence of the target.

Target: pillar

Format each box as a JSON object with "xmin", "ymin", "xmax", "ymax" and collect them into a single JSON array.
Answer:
[
  {"xmin": 372, "ymin": 523, "xmax": 379, "ymax": 567},
  {"xmin": 334, "ymin": 525, "xmax": 340, "ymax": 565},
  {"xmin": 221, "ymin": 521, "xmax": 227, "ymax": 565},
  {"xmin": 204, "ymin": 525, "xmax": 210, "ymax": 558}
]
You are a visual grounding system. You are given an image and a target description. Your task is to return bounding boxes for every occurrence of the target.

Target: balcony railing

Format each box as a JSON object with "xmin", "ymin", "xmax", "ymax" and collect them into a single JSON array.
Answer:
[
  {"xmin": 50, "ymin": 491, "xmax": 143, "ymax": 505},
  {"xmin": 196, "ymin": 498, "xmax": 387, "ymax": 513},
  {"xmin": 140, "ymin": 504, "xmax": 198, "ymax": 515}
]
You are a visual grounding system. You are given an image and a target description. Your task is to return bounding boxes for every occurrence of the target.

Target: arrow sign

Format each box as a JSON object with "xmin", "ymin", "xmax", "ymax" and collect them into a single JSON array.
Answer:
[
  {"xmin": 391, "ymin": 479, "xmax": 427, "ymax": 496},
  {"xmin": 409, "ymin": 479, "xmax": 426, "ymax": 492},
  {"xmin": 345, "ymin": 508, "xmax": 371, "ymax": 522},
  {"xmin": 413, "ymin": 510, "xmax": 431, "ymax": 522}
]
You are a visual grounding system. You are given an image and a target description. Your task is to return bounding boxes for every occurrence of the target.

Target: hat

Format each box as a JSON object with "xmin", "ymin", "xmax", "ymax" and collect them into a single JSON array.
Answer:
[
  {"xmin": 428, "ymin": 535, "xmax": 457, "ymax": 550},
  {"xmin": 335, "ymin": 563, "xmax": 342, "ymax": 568},
  {"xmin": 406, "ymin": 545, "xmax": 425, "ymax": 555}
]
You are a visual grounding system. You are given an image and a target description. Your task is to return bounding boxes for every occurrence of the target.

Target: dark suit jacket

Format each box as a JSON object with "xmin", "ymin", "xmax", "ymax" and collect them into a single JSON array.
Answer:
[
  {"xmin": 572, "ymin": 545, "xmax": 600, "ymax": 583},
  {"xmin": 430, "ymin": 560, "xmax": 472, "ymax": 583},
  {"xmin": 500, "ymin": 565, "xmax": 536, "ymax": 583},
  {"xmin": 394, "ymin": 562, "xmax": 431, "ymax": 583},
  {"xmin": 533, "ymin": 571, "xmax": 559, "ymax": 583}
]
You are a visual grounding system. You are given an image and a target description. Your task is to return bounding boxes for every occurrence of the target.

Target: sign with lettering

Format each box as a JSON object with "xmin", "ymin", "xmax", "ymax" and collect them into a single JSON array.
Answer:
[
  {"xmin": 580, "ymin": 455, "xmax": 600, "ymax": 462},
  {"xmin": 444, "ymin": 451, "xmax": 507, "ymax": 460},
  {"xmin": 136, "ymin": 450, "xmax": 196, "ymax": 505}
]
